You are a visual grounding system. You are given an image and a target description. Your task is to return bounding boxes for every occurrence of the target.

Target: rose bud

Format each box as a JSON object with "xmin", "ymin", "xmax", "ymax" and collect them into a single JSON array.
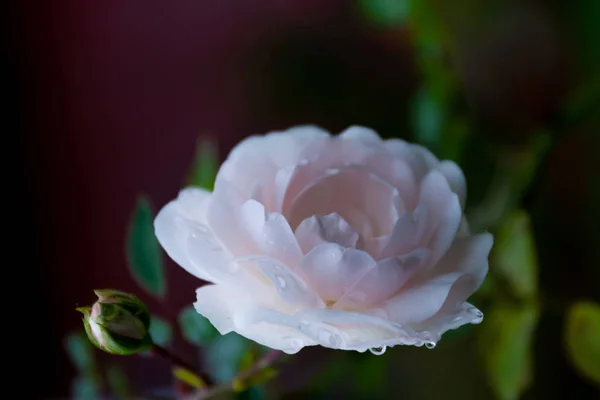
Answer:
[{"xmin": 77, "ymin": 289, "xmax": 152, "ymax": 355}]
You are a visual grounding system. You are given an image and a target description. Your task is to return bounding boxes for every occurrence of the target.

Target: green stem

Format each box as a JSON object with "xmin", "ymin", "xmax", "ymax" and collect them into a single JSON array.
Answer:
[
  {"xmin": 184, "ymin": 350, "xmax": 284, "ymax": 400},
  {"xmin": 151, "ymin": 344, "xmax": 214, "ymax": 387}
]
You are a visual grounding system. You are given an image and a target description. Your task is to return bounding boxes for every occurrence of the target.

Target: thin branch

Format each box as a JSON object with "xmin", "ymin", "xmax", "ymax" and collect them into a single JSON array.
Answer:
[
  {"xmin": 151, "ymin": 344, "xmax": 214, "ymax": 386},
  {"xmin": 184, "ymin": 350, "xmax": 283, "ymax": 400}
]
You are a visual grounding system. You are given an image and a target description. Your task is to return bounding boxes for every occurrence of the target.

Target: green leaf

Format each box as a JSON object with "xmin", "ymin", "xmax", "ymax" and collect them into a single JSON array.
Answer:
[
  {"xmin": 479, "ymin": 303, "xmax": 539, "ymax": 400},
  {"xmin": 72, "ymin": 376, "xmax": 99, "ymax": 400},
  {"xmin": 204, "ymin": 333, "xmax": 251, "ymax": 382},
  {"xmin": 149, "ymin": 315, "xmax": 172, "ymax": 347},
  {"xmin": 565, "ymin": 301, "xmax": 600, "ymax": 386},
  {"xmin": 353, "ymin": 351, "xmax": 388, "ymax": 397},
  {"xmin": 178, "ymin": 306, "xmax": 219, "ymax": 346},
  {"xmin": 492, "ymin": 210, "xmax": 538, "ymax": 299},
  {"xmin": 64, "ymin": 331, "xmax": 95, "ymax": 374},
  {"xmin": 358, "ymin": 0, "xmax": 409, "ymax": 28},
  {"xmin": 107, "ymin": 365, "xmax": 131, "ymax": 399},
  {"xmin": 173, "ymin": 366, "xmax": 207, "ymax": 389},
  {"xmin": 126, "ymin": 196, "xmax": 165, "ymax": 298},
  {"xmin": 235, "ymin": 386, "xmax": 267, "ymax": 400},
  {"xmin": 411, "ymin": 86, "xmax": 445, "ymax": 151},
  {"xmin": 187, "ymin": 138, "xmax": 218, "ymax": 191}
]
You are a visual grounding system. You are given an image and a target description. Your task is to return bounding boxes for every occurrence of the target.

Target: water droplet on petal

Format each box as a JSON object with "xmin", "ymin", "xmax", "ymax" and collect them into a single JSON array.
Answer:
[
  {"xmin": 369, "ymin": 346, "xmax": 387, "ymax": 355},
  {"xmin": 276, "ymin": 275, "xmax": 286, "ymax": 289},
  {"xmin": 425, "ymin": 342, "xmax": 436, "ymax": 349},
  {"xmin": 467, "ymin": 306, "xmax": 484, "ymax": 324}
]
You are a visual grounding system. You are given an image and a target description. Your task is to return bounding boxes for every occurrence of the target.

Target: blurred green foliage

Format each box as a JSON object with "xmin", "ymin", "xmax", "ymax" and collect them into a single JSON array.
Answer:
[
  {"xmin": 479, "ymin": 303, "xmax": 539, "ymax": 400},
  {"xmin": 565, "ymin": 302, "xmax": 600, "ymax": 386},
  {"xmin": 126, "ymin": 196, "xmax": 165, "ymax": 298},
  {"xmin": 149, "ymin": 315, "xmax": 173, "ymax": 347},
  {"xmin": 178, "ymin": 305, "xmax": 219, "ymax": 347},
  {"xmin": 187, "ymin": 138, "xmax": 219, "ymax": 191}
]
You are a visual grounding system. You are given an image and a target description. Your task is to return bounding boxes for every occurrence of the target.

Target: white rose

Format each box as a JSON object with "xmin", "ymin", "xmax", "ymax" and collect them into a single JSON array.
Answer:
[{"xmin": 155, "ymin": 126, "xmax": 492, "ymax": 354}]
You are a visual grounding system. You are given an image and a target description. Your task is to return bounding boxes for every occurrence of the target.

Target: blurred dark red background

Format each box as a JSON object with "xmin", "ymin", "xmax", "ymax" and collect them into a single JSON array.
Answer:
[{"xmin": 9, "ymin": 0, "xmax": 599, "ymax": 399}]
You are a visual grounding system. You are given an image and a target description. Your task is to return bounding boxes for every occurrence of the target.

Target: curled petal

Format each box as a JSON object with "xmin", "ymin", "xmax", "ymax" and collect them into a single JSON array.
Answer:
[
  {"xmin": 235, "ymin": 256, "xmax": 325, "ymax": 309},
  {"xmin": 382, "ymin": 273, "xmax": 463, "ymax": 324},
  {"xmin": 334, "ymin": 249, "xmax": 428, "ymax": 310},
  {"xmin": 155, "ymin": 193, "xmax": 231, "ymax": 283},
  {"xmin": 438, "ymin": 160, "xmax": 467, "ymax": 209},
  {"xmin": 294, "ymin": 213, "xmax": 359, "ymax": 254},
  {"xmin": 297, "ymin": 243, "xmax": 376, "ymax": 303},
  {"xmin": 380, "ymin": 205, "xmax": 429, "ymax": 259}
]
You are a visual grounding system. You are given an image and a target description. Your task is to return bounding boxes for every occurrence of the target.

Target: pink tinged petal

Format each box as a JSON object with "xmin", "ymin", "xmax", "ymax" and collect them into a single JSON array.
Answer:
[
  {"xmin": 176, "ymin": 187, "xmax": 212, "ymax": 222},
  {"xmin": 384, "ymin": 139, "xmax": 438, "ymax": 180},
  {"xmin": 155, "ymin": 201, "xmax": 221, "ymax": 283},
  {"xmin": 438, "ymin": 160, "xmax": 467, "ymax": 208},
  {"xmin": 418, "ymin": 170, "xmax": 457, "ymax": 243},
  {"xmin": 240, "ymin": 199, "xmax": 303, "ymax": 267},
  {"xmin": 334, "ymin": 249, "xmax": 429, "ymax": 309},
  {"xmin": 367, "ymin": 157, "xmax": 418, "ymax": 210},
  {"xmin": 294, "ymin": 213, "xmax": 359, "ymax": 254},
  {"xmin": 380, "ymin": 205, "xmax": 429, "ymax": 258},
  {"xmin": 194, "ymin": 284, "xmax": 241, "ymax": 334},
  {"xmin": 382, "ymin": 272, "xmax": 463, "ymax": 324},
  {"xmin": 297, "ymin": 243, "xmax": 376, "ymax": 303},
  {"xmin": 236, "ymin": 256, "xmax": 325, "ymax": 308},
  {"xmin": 338, "ymin": 126, "xmax": 382, "ymax": 146},
  {"xmin": 432, "ymin": 233, "xmax": 493, "ymax": 292},
  {"xmin": 281, "ymin": 138, "xmax": 372, "ymax": 215},
  {"xmin": 207, "ymin": 181, "xmax": 255, "ymax": 256},
  {"xmin": 186, "ymin": 221, "xmax": 237, "ymax": 284},
  {"xmin": 427, "ymin": 193, "xmax": 462, "ymax": 267},
  {"xmin": 288, "ymin": 170, "xmax": 399, "ymax": 238}
]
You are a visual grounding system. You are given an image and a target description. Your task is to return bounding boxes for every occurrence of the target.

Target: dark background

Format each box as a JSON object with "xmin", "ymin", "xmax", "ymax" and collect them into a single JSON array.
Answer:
[{"xmin": 9, "ymin": 0, "xmax": 599, "ymax": 399}]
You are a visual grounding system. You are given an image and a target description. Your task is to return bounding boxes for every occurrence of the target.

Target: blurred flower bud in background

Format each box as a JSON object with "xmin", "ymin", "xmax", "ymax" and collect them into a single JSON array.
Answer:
[{"xmin": 77, "ymin": 289, "xmax": 152, "ymax": 355}]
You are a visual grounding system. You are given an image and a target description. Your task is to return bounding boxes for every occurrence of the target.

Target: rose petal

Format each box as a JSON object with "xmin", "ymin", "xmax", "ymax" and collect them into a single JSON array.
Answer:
[
  {"xmin": 334, "ymin": 249, "xmax": 428, "ymax": 309},
  {"xmin": 239, "ymin": 199, "xmax": 303, "ymax": 267},
  {"xmin": 288, "ymin": 170, "xmax": 398, "ymax": 238},
  {"xmin": 380, "ymin": 205, "xmax": 429, "ymax": 259},
  {"xmin": 297, "ymin": 243, "xmax": 376, "ymax": 303},
  {"xmin": 155, "ymin": 197, "xmax": 230, "ymax": 283},
  {"xmin": 438, "ymin": 160, "xmax": 467, "ymax": 208},
  {"xmin": 427, "ymin": 193, "xmax": 462, "ymax": 267},
  {"xmin": 235, "ymin": 256, "xmax": 325, "ymax": 309},
  {"xmin": 294, "ymin": 213, "xmax": 359, "ymax": 254},
  {"xmin": 430, "ymin": 233, "xmax": 493, "ymax": 292},
  {"xmin": 194, "ymin": 284, "xmax": 240, "ymax": 334},
  {"xmin": 418, "ymin": 170, "xmax": 457, "ymax": 243},
  {"xmin": 382, "ymin": 272, "xmax": 463, "ymax": 324},
  {"xmin": 338, "ymin": 125, "xmax": 383, "ymax": 146}
]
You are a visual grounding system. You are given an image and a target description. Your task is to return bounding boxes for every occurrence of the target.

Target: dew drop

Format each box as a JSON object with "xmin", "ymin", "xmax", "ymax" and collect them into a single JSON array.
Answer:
[
  {"xmin": 276, "ymin": 276, "xmax": 286, "ymax": 289},
  {"xmin": 369, "ymin": 346, "xmax": 387, "ymax": 355},
  {"xmin": 425, "ymin": 342, "xmax": 436, "ymax": 349},
  {"xmin": 467, "ymin": 306, "xmax": 484, "ymax": 324}
]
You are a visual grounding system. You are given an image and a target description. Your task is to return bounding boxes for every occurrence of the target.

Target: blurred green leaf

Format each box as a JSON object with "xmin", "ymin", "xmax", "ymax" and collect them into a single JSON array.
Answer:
[
  {"xmin": 72, "ymin": 376, "xmax": 99, "ymax": 400},
  {"xmin": 411, "ymin": 86, "xmax": 445, "ymax": 151},
  {"xmin": 235, "ymin": 386, "xmax": 267, "ymax": 400},
  {"xmin": 358, "ymin": 0, "xmax": 409, "ymax": 28},
  {"xmin": 205, "ymin": 333, "xmax": 251, "ymax": 382},
  {"xmin": 479, "ymin": 303, "xmax": 539, "ymax": 400},
  {"xmin": 126, "ymin": 196, "xmax": 165, "ymax": 298},
  {"xmin": 188, "ymin": 138, "xmax": 218, "ymax": 191},
  {"xmin": 565, "ymin": 301, "xmax": 600, "ymax": 386},
  {"xmin": 150, "ymin": 315, "xmax": 172, "ymax": 347},
  {"xmin": 107, "ymin": 365, "xmax": 131, "ymax": 399},
  {"xmin": 354, "ymin": 352, "xmax": 388, "ymax": 397},
  {"xmin": 178, "ymin": 305, "xmax": 219, "ymax": 347},
  {"xmin": 492, "ymin": 210, "xmax": 538, "ymax": 300},
  {"xmin": 173, "ymin": 366, "xmax": 206, "ymax": 389},
  {"xmin": 65, "ymin": 331, "xmax": 95, "ymax": 375}
]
